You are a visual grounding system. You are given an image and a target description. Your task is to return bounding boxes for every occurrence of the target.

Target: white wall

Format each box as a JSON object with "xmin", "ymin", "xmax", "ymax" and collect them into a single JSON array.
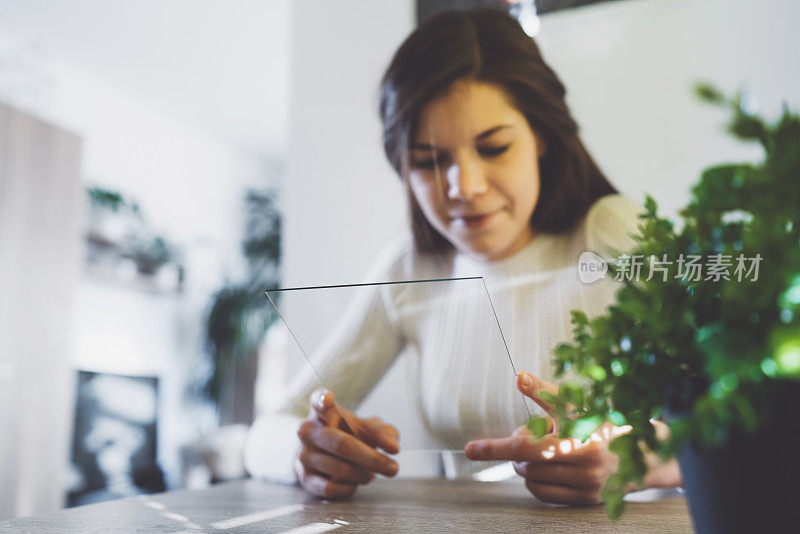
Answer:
[
  {"xmin": 283, "ymin": 0, "xmax": 414, "ymax": 374},
  {"xmin": 536, "ymin": 0, "xmax": 800, "ymax": 217},
  {"xmin": 284, "ymin": 0, "xmax": 412, "ymax": 291},
  {"xmin": 0, "ymin": 30, "xmax": 275, "ymax": 496}
]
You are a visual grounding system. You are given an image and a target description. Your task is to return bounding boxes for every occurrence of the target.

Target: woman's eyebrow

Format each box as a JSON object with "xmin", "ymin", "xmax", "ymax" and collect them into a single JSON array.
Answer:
[
  {"xmin": 411, "ymin": 124, "xmax": 513, "ymax": 150},
  {"xmin": 475, "ymin": 124, "xmax": 512, "ymax": 140}
]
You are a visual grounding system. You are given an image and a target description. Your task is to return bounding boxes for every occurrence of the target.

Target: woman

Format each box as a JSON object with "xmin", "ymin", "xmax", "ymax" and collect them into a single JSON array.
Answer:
[{"xmin": 245, "ymin": 8, "xmax": 682, "ymax": 504}]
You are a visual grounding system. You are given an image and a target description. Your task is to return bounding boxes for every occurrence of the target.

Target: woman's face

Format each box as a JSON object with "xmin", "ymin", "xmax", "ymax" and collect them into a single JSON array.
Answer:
[{"xmin": 408, "ymin": 79, "xmax": 544, "ymax": 262}]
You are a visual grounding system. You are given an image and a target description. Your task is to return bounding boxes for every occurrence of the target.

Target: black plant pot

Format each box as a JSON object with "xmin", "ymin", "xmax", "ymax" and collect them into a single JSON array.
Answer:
[{"xmin": 675, "ymin": 382, "xmax": 800, "ymax": 533}]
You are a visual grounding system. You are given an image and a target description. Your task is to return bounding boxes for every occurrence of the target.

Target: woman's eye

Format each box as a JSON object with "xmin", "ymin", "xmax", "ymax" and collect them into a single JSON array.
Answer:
[
  {"xmin": 412, "ymin": 160, "xmax": 436, "ymax": 169},
  {"xmin": 412, "ymin": 156, "xmax": 445, "ymax": 170},
  {"xmin": 478, "ymin": 145, "xmax": 510, "ymax": 157}
]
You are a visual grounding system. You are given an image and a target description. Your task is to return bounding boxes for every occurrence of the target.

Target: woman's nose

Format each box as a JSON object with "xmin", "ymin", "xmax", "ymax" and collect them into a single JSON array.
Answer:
[{"xmin": 445, "ymin": 159, "xmax": 488, "ymax": 201}]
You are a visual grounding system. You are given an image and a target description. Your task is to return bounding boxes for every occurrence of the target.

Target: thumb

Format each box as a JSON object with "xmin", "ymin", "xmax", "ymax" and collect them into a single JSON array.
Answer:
[
  {"xmin": 516, "ymin": 371, "xmax": 559, "ymax": 415},
  {"xmin": 309, "ymin": 388, "xmax": 341, "ymax": 427}
]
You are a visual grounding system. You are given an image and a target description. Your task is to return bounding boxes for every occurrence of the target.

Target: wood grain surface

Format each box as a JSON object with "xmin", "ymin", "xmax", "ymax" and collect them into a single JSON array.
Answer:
[{"xmin": 0, "ymin": 478, "xmax": 692, "ymax": 533}]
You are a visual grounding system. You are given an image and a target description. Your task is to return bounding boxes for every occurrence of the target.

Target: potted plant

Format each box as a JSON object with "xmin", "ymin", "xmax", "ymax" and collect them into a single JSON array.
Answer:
[
  {"xmin": 527, "ymin": 85, "xmax": 800, "ymax": 531},
  {"xmin": 126, "ymin": 234, "xmax": 176, "ymax": 276},
  {"xmin": 86, "ymin": 185, "xmax": 142, "ymax": 242},
  {"xmin": 203, "ymin": 189, "xmax": 281, "ymax": 424},
  {"xmin": 87, "ymin": 186, "xmax": 141, "ymax": 216},
  {"xmin": 86, "ymin": 185, "xmax": 182, "ymax": 281}
]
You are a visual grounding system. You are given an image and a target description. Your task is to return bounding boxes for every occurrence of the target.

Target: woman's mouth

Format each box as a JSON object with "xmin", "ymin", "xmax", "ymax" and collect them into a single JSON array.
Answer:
[{"xmin": 452, "ymin": 211, "xmax": 500, "ymax": 229}]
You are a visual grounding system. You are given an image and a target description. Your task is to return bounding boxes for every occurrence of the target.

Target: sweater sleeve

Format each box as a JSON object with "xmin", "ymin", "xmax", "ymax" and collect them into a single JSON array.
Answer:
[
  {"xmin": 549, "ymin": 195, "xmax": 644, "ymax": 389},
  {"xmin": 244, "ymin": 238, "xmax": 409, "ymax": 483},
  {"xmin": 584, "ymin": 194, "xmax": 643, "ymax": 259}
]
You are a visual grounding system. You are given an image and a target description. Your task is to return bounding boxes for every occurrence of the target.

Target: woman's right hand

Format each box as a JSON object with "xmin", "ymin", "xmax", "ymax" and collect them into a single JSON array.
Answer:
[{"xmin": 295, "ymin": 389, "xmax": 400, "ymax": 498}]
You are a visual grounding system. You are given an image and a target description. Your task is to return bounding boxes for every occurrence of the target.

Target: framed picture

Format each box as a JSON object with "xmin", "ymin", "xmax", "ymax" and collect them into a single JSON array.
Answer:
[
  {"xmin": 417, "ymin": 0, "xmax": 621, "ymax": 23},
  {"xmin": 67, "ymin": 371, "xmax": 165, "ymax": 506}
]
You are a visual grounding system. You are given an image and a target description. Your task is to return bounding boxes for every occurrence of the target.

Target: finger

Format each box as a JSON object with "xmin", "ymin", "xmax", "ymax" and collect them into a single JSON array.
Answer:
[
  {"xmin": 300, "ymin": 470, "xmax": 358, "ymax": 499},
  {"xmin": 359, "ymin": 417, "xmax": 400, "ymax": 454},
  {"xmin": 309, "ymin": 391, "xmax": 364, "ymax": 442},
  {"xmin": 309, "ymin": 389, "xmax": 341, "ymax": 427},
  {"xmin": 513, "ymin": 461, "xmax": 606, "ymax": 490},
  {"xmin": 313, "ymin": 395, "xmax": 372, "ymax": 446},
  {"xmin": 299, "ymin": 446, "xmax": 376, "ymax": 484},
  {"xmin": 512, "ymin": 425, "xmax": 531, "ymax": 438},
  {"xmin": 465, "ymin": 435, "xmax": 537, "ymax": 462},
  {"xmin": 299, "ymin": 422, "xmax": 398, "ymax": 477},
  {"xmin": 516, "ymin": 371, "xmax": 559, "ymax": 414},
  {"xmin": 466, "ymin": 434, "xmax": 599, "ymax": 464},
  {"xmin": 525, "ymin": 479, "xmax": 602, "ymax": 506}
]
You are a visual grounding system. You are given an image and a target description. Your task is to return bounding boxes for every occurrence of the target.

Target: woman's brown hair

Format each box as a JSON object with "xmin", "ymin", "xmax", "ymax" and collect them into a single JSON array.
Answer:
[{"xmin": 379, "ymin": 7, "xmax": 617, "ymax": 254}]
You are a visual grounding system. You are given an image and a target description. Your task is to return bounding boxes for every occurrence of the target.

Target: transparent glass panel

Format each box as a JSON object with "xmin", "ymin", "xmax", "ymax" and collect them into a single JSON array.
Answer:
[{"xmin": 266, "ymin": 277, "xmax": 533, "ymax": 478}]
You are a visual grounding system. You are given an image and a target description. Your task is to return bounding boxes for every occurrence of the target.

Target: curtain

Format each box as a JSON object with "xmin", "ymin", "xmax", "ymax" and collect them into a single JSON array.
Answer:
[{"xmin": 0, "ymin": 102, "xmax": 83, "ymax": 518}]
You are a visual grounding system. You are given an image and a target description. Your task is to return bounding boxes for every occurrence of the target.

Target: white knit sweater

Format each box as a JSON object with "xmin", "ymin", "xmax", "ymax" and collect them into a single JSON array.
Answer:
[{"xmin": 244, "ymin": 194, "xmax": 642, "ymax": 482}]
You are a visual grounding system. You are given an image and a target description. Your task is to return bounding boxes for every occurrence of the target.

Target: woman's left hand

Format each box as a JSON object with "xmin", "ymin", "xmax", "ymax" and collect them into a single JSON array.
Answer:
[{"xmin": 464, "ymin": 370, "xmax": 624, "ymax": 506}]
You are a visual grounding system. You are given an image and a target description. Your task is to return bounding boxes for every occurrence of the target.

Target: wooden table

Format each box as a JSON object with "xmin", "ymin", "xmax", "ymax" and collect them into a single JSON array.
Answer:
[{"xmin": 0, "ymin": 478, "xmax": 692, "ymax": 533}]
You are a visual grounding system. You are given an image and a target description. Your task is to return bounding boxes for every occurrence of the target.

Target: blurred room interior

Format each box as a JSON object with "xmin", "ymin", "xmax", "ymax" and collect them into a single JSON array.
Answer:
[{"xmin": 0, "ymin": 0, "xmax": 797, "ymax": 520}]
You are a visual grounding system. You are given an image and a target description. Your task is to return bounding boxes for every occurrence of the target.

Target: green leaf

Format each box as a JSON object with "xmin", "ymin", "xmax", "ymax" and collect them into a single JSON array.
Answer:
[
  {"xmin": 527, "ymin": 416, "xmax": 550, "ymax": 438},
  {"xmin": 561, "ymin": 383, "xmax": 585, "ymax": 407},
  {"xmin": 570, "ymin": 310, "xmax": 589, "ymax": 327},
  {"xmin": 608, "ymin": 432, "xmax": 635, "ymax": 456},
  {"xmin": 604, "ymin": 492, "xmax": 625, "ymax": 521},
  {"xmin": 693, "ymin": 82, "xmax": 725, "ymax": 104},
  {"xmin": 729, "ymin": 114, "xmax": 767, "ymax": 144},
  {"xmin": 585, "ymin": 365, "xmax": 608, "ymax": 382},
  {"xmin": 608, "ymin": 410, "xmax": 627, "ymax": 426},
  {"xmin": 538, "ymin": 391, "xmax": 557, "ymax": 405},
  {"xmin": 573, "ymin": 415, "xmax": 603, "ymax": 440},
  {"xmin": 644, "ymin": 194, "xmax": 658, "ymax": 216}
]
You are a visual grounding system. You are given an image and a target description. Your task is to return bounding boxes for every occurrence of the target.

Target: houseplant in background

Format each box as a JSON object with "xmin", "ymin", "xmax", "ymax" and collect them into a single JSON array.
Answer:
[
  {"xmin": 528, "ymin": 85, "xmax": 800, "ymax": 530},
  {"xmin": 86, "ymin": 185, "xmax": 141, "ymax": 226},
  {"xmin": 126, "ymin": 233, "xmax": 176, "ymax": 275},
  {"xmin": 203, "ymin": 188, "xmax": 281, "ymax": 425},
  {"xmin": 85, "ymin": 185, "xmax": 142, "ymax": 252},
  {"xmin": 85, "ymin": 185, "xmax": 183, "ymax": 286}
]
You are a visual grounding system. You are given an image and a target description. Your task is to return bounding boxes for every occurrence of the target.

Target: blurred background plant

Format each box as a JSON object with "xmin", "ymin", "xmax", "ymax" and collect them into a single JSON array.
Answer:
[
  {"xmin": 85, "ymin": 185, "xmax": 181, "ymax": 282},
  {"xmin": 202, "ymin": 189, "xmax": 281, "ymax": 424},
  {"xmin": 86, "ymin": 185, "xmax": 141, "ymax": 245},
  {"xmin": 125, "ymin": 234, "xmax": 175, "ymax": 275},
  {"xmin": 87, "ymin": 186, "xmax": 141, "ymax": 216}
]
